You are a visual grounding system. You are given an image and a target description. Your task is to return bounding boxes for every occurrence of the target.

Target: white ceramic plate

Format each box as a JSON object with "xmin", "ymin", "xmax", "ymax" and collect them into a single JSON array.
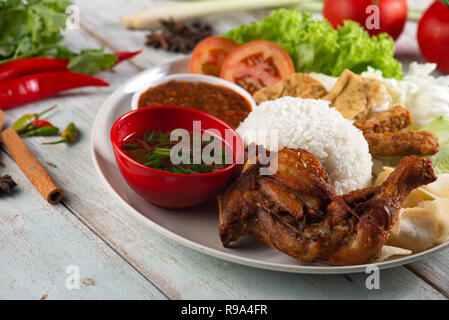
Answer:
[{"xmin": 91, "ymin": 57, "xmax": 449, "ymax": 274}]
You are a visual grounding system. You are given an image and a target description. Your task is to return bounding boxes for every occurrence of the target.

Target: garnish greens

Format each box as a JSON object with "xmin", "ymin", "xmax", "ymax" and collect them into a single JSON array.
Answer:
[
  {"xmin": 223, "ymin": 9, "xmax": 403, "ymax": 79},
  {"xmin": 419, "ymin": 117, "xmax": 449, "ymax": 174},
  {"xmin": 122, "ymin": 130, "xmax": 231, "ymax": 174},
  {"xmin": 0, "ymin": 0, "xmax": 117, "ymax": 74}
]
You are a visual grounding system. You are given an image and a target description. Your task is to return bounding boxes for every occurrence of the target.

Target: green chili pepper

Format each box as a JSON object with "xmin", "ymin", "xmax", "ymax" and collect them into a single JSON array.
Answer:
[
  {"xmin": 13, "ymin": 105, "xmax": 57, "ymax": 133},
  {"xmin": 43, "ymin": 122, "xmax": 77, "ymax": 145},
  {"xmin": 20, "ymin": 126, "xmax": 59, "ymax": 137}
]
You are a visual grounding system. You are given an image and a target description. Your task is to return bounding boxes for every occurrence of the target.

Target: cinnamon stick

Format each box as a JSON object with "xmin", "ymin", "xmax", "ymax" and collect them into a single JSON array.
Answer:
[
  {"xmin": 0, "ymin": 110, "xmax": 4, "ymax": 131},
  {"xmin": 0, "ymin": 129, "xmax": 63, "ymax": 204}
]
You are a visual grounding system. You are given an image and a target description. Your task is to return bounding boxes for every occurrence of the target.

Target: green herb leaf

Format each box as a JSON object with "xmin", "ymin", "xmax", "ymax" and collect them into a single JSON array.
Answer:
[
  {"xmin": 144, "ymin": 159, "xmax": 163, "ymax": 168},
  {"xmin": 158, "ymin": 133, "xmax": 170, "ymax": 144},
  {"xmin": 171, "ymin": 166, "xmax": 187, "ymax": 174},
  {"xmin": 0, "ymin": 0, "xmax": 118, "ymax": 75},
  {"xmin": 0, "ymin": 0, "xmax": 69, "ymax": 63},
  {"xmin": 67, "ymin": 48, "xmax": 118, "ymax": 75},
  {"xmin": 123, "ymin": 142, "xmax": 140, "ymax": 150}
]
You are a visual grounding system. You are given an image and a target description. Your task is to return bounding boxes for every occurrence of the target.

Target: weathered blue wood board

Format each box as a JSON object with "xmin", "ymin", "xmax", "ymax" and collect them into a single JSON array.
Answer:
[{"xmin": 0, "ymin": 0, "xmax": 446, "ymax": 300}]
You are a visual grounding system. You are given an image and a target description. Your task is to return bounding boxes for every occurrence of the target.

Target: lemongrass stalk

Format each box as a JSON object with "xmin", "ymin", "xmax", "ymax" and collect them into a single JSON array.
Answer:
[
  {"xmin": 408, "ymin": 9, "xmax": 422, "ymax": 22},
  {"xmin": 295, "ymin": 1, "xmax": 323, "ymax": 13},
  {"xmin": 121, "ymin": 0, "xmax": 423, "ymax": 30},
  {"xmin": 121, "ymin": 0, "xmax": 316, "ymax": 29}
]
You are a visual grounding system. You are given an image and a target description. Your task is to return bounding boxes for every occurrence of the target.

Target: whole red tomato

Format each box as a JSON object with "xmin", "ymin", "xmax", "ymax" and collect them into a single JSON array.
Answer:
[
  {"xmin": 418, "ymin": 1, "xmax": 449, "ymax": 74},
  {"xmin": 323, "ymin": 0, "xmax": 408, "ymax": 40}
]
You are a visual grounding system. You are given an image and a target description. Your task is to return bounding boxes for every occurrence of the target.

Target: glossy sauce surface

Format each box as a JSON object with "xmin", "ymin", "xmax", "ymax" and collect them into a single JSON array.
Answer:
[{"xmin": 137, "ymin": 80, "xmax": 252, "ymax": 128}]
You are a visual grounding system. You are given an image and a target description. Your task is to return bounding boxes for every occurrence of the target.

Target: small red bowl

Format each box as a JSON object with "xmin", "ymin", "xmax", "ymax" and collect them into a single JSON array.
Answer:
[{"xmin": 110, "ymin": 106, "xmax": 243, "ymax": 209}]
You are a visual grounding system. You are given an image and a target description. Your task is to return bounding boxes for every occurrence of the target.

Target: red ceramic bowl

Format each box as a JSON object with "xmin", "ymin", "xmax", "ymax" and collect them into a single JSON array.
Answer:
[{"xmin": 110, "ymin": 106, "xmax": 243, "ymax": 209}]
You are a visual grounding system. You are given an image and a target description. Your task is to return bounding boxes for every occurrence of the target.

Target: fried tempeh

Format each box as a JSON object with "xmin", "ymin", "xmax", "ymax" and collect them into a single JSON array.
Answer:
[
  {"xmin": 253, "ymin": 73, "xmax": 328, "ymax": 104},
  {"xmin": 354, "ymin": 106, "xmax": 412, "ymax": 134},
  {"xmin": 323, "ymin": 70, "xmax": 382, "ymax": 120},
  {"xmin": 365, "ymin": 131, "xmax": 439, "ymax": 157}
]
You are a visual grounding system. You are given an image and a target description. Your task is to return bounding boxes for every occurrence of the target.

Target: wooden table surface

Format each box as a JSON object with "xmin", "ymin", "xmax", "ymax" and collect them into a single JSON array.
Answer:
[{"xmin": 0, "ymin": 0, "xmax": 447, "ymax": 300}]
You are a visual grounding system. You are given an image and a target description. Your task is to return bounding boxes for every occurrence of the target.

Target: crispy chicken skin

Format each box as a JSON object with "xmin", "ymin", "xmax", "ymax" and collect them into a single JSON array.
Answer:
[
  {"xmin": 365, "ymin": 131, "xmax": 439, "ymax": 157},
  {"xmin": 354, "ymin": 106, "xmax": 412, "ymax": 134},
  {"xmin": 218, "ymin": 148, "xmax": 436, "ymax": 266}
]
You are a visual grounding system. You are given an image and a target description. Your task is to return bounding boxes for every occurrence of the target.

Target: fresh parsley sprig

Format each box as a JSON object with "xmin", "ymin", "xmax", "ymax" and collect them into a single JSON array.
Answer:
[{"xmin": 0, "ymin": 0, "xmax": 117, "ymax": 74}]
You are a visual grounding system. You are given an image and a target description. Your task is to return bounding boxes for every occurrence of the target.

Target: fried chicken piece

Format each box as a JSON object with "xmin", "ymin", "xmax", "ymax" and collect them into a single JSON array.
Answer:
[
  {"xmin": 253, "ymin": 73, "xmax": 328, "ymax": 104},
  {"xmin": 354, "ymin": 106, "xmax": 412, "ymax": 134},
  {"xmin": 323, "ymin": 70, "xmax": 382, "ymax": 120},
  {"xmin": 365, "ymin": 131, "xmax": 439, "ymax": 157},
  {"xmin": 218, "ymin": 148, "xmax": 436, "ymax": 265}
]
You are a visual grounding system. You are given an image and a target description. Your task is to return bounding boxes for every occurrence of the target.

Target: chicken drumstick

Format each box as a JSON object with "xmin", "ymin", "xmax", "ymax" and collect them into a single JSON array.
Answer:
[{"xmin": 218, "ymin": 148, "xmax": 436, "ymax": 265}]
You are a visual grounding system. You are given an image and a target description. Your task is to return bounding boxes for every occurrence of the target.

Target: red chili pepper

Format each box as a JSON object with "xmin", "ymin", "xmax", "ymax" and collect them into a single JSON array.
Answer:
[
  {"xmin": 0, "ymin": 51, "xmax": 141, "ymax": 83},
  {"xmin": 114, "ymin": 50, "xmax": 142, "ymax": 65},
  {"xmin": 0, "ymin": 58, "xmax": 69, "ymax": 83},
  {"xmin": 0, "ymin": 72, "xmax": 109, "ymax": 110},
  {"xmin": 32, "ymin": 119, "xmax": 54, "ymax": 128}
]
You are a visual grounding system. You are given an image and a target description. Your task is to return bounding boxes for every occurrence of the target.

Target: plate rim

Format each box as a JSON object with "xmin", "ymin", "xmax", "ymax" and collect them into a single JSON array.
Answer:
[{"xmin": 90, "ymin": 56, "xmax": 449, "ymax": 274}]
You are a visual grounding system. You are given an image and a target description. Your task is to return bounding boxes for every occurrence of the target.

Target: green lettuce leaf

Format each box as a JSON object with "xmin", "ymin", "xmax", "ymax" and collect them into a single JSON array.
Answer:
[
  {"xmin": 223, "ymin": 9, "xmax": 403, "ymax": 79},
  {"xmin": 418, "ymin": 117, "xmax": 449, "ymax": 174}
]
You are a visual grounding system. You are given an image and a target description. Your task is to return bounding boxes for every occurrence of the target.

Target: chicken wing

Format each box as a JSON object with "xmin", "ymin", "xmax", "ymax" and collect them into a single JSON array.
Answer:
[{"xmin": 218, "ymin": 148, "xmax": 437, "ymax": 265}]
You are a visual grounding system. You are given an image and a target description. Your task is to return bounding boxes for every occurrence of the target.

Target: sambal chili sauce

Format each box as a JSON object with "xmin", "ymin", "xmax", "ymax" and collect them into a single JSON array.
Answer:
[{"xmin": 137, "ymin": 80, "xmax": 252, "ymax": 128}]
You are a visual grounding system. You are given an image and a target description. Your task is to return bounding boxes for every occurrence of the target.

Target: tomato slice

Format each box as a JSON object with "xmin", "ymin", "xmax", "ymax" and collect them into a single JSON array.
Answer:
[
  {"xmin": 189, "ymin": 36, "xmax": 239, "ymax": 77},
  {"xmin": 219, "ymin": 40, "xmax": 295, "ymax": 94}
]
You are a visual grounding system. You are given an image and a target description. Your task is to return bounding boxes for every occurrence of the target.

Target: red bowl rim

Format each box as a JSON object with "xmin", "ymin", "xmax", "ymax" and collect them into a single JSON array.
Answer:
[{"xmin": 110, "ymin": 105, "xmax": 244, "ymax": 178}]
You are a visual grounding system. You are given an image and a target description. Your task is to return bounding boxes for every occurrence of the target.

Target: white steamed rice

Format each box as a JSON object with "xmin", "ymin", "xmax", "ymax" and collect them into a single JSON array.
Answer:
[{"xmin": 237, "ymin": 97, "xmax": 372, "ymax": 195}]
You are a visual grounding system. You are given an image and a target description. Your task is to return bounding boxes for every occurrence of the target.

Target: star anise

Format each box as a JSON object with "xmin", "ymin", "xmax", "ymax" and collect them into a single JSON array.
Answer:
[
  {"xmin": 146, "ymin": 18, "xmax": 213, "ymax": 53},
  {"xmin": 0, "ymin": 175, "xmax": 17, "ymax": 194}
]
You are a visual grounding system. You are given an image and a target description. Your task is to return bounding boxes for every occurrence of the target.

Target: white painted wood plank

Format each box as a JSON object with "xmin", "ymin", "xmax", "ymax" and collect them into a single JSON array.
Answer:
[
  {"xmin": 0, "ymin": 150, "xmax": 165, "ymax": 300},
  {"xmin": 408, "ymin": 251, "xmax": 449, "ymax": 297},
  {"xmin": 0, "ymin": 24, "xmax": 167, "ymax": 300},
  {"xmin": 74, "ymin": 0, "xmax": 267, "ymax": 70},
  {"xmin": 1, "ymin": 1, "xmax": 440, "ymax": 299},
  {"xmin": 70, "ymin": 0, "xmax": 448, "ymax": 298}
]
